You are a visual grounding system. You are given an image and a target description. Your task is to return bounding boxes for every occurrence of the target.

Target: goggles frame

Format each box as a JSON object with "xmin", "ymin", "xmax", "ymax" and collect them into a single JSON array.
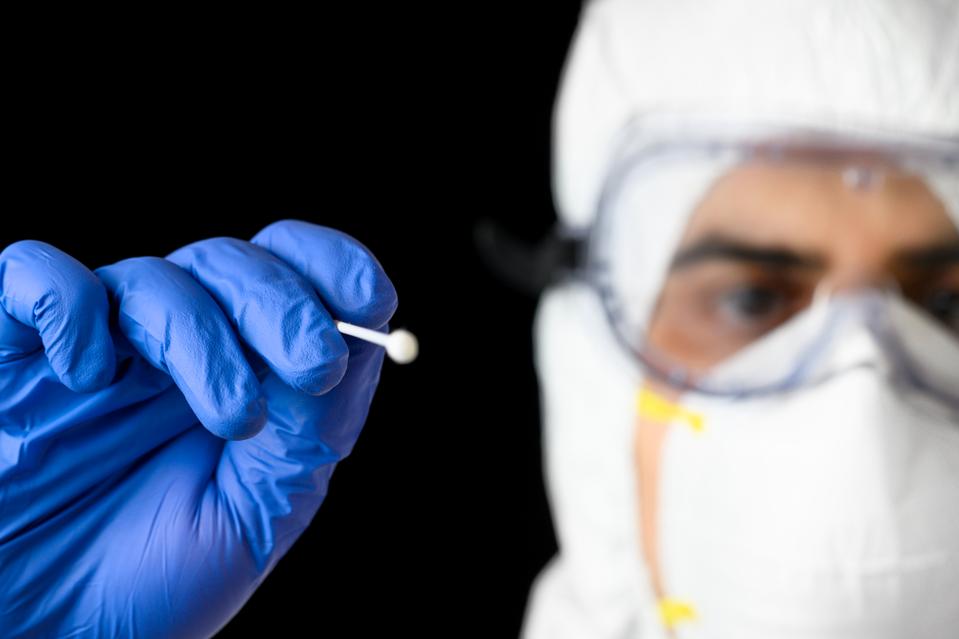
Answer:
[{"xmin": 576, "ymin": 116, "xmax": 959, "ymax": 397}]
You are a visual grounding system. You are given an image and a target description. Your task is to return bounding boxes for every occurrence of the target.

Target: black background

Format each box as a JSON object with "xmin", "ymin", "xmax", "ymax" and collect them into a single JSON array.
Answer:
[{"xmin": 6, "ymin": 3, "xmax": 583, "ymax": 636}]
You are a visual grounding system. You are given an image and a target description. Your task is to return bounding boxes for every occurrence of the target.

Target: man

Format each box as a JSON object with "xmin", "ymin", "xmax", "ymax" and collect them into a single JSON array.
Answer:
[{"xmin": 521, "ymin": 0, "xmax": 958, "ymax": 637}]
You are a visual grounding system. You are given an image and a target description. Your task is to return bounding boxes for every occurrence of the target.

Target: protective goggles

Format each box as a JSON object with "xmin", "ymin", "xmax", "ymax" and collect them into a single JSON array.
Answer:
[{"xmin": 584, "ymin": 119, "xmax": 959, "ymax": 398}]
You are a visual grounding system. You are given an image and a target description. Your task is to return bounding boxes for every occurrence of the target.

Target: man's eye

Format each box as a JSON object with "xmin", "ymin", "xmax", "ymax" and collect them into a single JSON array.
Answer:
[
  {"xmin": 924, "ymin": 289, "xmax": 959, "ymax": 331},
  {"xmin": 717, "ymin": 284, "xmax": 788, "ymax": 326}
]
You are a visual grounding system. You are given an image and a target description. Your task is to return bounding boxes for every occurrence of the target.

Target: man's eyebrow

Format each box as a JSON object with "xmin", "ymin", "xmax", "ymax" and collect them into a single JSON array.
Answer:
[
  {"xmin": 669, "ymin": 234, "xmax": 827, "ymax": 272},
  {"xmin": 896, "ymin": 243, "xmax": 959, "ymax": 268}
]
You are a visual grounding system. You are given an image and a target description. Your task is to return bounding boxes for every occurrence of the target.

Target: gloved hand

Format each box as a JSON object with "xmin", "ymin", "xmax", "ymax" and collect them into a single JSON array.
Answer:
[{"xmin": 0, "ymin": 220, "xmax": 398, "ymax": 638}]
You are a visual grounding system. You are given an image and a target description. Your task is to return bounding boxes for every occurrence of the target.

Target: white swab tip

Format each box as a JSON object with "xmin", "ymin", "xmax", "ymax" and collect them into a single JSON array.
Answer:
[{"xmin": 386, "ymin": 330, "xmax": 419, "ymax": 364}]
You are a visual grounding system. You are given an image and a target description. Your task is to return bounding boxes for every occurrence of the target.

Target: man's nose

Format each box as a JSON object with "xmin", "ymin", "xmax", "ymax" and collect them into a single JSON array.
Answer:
[{"xmin": 812, "ymin": 269, "xmax": 901, "ymax": 303}]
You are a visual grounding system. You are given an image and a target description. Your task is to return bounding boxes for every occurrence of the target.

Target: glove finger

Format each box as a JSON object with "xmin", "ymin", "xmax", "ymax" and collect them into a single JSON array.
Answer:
[
  {"xmin": 96, "ymin": 257, "xmax": 267, "ymax": 440},
  {"xmin": 0, "ymin": 240, "xmax": 116, "ymax": 392},
  {"xmin": 166, "ymin": 237, "xmax": 349, "ymax": 396},
  {"xmin": 250, "ymin": 220, "xmax": 398, "ymax": 329}
]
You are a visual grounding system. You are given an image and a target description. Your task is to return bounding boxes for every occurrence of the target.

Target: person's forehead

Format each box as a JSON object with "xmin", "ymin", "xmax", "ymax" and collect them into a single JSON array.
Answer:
[{"xmin": 676, "ymin": 159, "xmax": 957, "ymax": 253}]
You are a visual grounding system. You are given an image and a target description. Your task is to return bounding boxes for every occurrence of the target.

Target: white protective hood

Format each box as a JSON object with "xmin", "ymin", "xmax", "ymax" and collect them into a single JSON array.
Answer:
[{"xmin": 522, "ymin": 1, "xmax": 959, "ymax": 637}]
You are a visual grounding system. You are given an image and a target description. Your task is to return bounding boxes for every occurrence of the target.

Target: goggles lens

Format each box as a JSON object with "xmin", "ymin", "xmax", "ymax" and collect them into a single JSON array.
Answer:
[{"xmin": 589, "ymin": 136, "xmax": 959, "ymax": 396}]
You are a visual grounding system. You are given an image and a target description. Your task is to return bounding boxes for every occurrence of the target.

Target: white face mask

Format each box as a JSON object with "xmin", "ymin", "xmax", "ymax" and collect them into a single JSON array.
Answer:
[{"xmin": 639, "ymin": 292, "xmax": 959, "ymax": 638}]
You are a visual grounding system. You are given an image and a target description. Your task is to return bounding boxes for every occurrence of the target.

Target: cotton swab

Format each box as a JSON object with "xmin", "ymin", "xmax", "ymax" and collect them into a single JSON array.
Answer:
[{"xmin": 335, "ymin": 321, "xmax": 419, "ymax": 364}]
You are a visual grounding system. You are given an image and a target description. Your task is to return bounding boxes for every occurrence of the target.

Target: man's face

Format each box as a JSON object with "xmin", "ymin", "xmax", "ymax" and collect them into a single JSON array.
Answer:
[
  {"xmin": 633, "ymin": 160, "xmax": 959, "ymax": 628},
  {"xmin": 645, "ymin": 159, "xmax": 959, "ymax": 374},
  {"xmin": 634, "ymin": 158, "xmax": 959, "ymax": 604}
]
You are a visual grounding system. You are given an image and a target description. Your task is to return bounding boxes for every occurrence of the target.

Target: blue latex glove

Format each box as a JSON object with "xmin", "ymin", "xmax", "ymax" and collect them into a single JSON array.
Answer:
[{"xmin": 0, "ymin": 220, "xmax": 398, "ymax": 638}]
